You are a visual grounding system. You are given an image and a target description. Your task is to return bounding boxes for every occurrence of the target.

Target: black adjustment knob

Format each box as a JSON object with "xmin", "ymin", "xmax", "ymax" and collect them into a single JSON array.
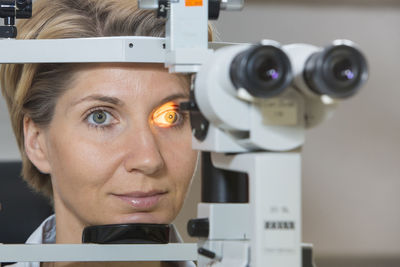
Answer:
[
  {"xmin": 209, "ymin": 0, "xmax": 221, "ymax": 20},
  {"xmin": 198, "ymin": 247, "xmax": 217, "ymax": 259},
  {"xmin": 0, "ymin": 26, "xmax": 17, "ymax": 38},
  {"xmin": 187, "ymin": 218, "xmax": 209, "ymax": 238}
]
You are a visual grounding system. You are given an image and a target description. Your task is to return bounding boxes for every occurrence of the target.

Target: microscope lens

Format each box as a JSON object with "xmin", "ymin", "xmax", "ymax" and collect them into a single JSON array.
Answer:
[
  {"xmin": 257, "ymin": 59, "xmax": 280, "ymax": 82},
  {"xmin": 332, "ymin": 59, "xmax": 354, "ymax": 81}
]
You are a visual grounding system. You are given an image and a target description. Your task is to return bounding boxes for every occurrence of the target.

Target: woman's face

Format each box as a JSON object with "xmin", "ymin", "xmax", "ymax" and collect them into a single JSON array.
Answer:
[{"xmin": 41, "ymin": 63, "xmax": 197, "ymax": 228}]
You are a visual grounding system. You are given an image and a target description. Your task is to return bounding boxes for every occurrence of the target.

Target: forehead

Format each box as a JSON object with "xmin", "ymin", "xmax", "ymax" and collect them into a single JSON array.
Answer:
[{"xmin": 66, "ymin": 63, "xmax": 190, "ymax": 102}]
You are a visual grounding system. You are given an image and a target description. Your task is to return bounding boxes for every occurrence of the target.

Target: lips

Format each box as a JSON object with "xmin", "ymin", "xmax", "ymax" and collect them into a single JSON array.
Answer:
[{"xmin": 113, "ymin": 190, "xmax": 167, "ymax": 210}]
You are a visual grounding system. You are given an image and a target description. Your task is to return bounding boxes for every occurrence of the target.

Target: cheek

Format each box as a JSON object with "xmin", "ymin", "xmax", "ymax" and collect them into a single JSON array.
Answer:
[
  {"xmin": 157, "ymin": 128, "xmax": 197, "ymax": 221},
  {"xmin": 158, "ymin": 126, "xmax": 197, "ymax": 192},
  {"xmin": 46, "ymin": 125, "xmax": 120, "ymax": 201}
]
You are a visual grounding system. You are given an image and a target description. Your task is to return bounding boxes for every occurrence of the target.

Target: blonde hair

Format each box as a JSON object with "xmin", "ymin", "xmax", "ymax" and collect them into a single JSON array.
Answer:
[{"xmin": 1, "ymin": 0, "xmax": 212, "ymax": 199}]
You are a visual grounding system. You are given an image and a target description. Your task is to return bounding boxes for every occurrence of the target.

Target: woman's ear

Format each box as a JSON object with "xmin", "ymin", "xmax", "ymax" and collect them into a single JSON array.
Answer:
[{"xmin": 23, "ymin": 116, "xmax": 51, "ymax": 174}]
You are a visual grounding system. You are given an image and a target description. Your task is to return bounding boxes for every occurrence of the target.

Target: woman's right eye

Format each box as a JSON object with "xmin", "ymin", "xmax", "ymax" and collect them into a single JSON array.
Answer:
[{"xmin": 86, "ymin": 109, "xmax": 115, "ymax": 128}]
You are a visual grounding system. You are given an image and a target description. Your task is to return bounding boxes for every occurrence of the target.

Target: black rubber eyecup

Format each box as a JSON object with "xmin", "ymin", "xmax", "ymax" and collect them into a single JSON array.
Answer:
[
  {"xmin": 230, "ymin": 44, "xmax": 293, "ymax": 99},
  {"xmin": 304, "ymin": 44, "xmax": 368, "ymax": 99}
]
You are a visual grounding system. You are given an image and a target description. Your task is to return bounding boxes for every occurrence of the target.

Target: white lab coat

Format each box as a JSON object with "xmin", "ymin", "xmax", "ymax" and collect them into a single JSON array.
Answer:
[{"xmin": 8, "ymin": 215, "xmax": 196, "ymax": 267}]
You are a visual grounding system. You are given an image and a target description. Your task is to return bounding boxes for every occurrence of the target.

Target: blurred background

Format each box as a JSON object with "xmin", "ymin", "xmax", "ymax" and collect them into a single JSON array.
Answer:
[
  {"xmin": 1, "ymin": 0, "xmax": 400, "ymax": 266},
  {"xmin": 175, "ymin": 0, "xmax": 400, "ymax": 267}
]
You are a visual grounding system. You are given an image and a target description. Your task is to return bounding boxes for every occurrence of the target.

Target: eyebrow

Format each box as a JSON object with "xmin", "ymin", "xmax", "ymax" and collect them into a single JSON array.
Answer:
[
  {"xmin": 71, "ymin": 94, "xmax": 124, "ymax": 107},
  {"xmin": 155, "ymin": 93, "xmax": 189, "ymax": 108},
  {"xmin": 70, "ymin": 92, "xmax": 189, "ymax": 110}
]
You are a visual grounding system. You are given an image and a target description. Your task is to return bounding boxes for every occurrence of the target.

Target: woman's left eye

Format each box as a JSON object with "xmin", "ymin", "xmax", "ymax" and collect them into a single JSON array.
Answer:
[
  {"xmin": 87, "ymin": 110, "xmax": 114, "ymax": 127},
  {"xmin": 152, "ymin": 102, "xmax": 182, "ymax": 128}
]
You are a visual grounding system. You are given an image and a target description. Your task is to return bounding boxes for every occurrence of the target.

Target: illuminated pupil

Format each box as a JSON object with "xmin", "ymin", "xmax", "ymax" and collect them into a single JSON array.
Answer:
[
  {"xmin": 93, "ymin": 111, "xmax": 106, "ymax": 124},
  {"xmin": 165, "ymin": 111, "xmax": 178, "ymax": 124}
]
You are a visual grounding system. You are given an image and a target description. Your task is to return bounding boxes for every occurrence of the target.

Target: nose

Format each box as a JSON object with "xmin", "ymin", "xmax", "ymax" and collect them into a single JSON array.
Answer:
[{"xmin": 123, "ymin": 126, "xmax": 165, "ymax": 176}]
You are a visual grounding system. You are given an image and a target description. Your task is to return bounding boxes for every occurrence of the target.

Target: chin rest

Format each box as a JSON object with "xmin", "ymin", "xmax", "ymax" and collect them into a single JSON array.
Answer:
[{"xmin": 82, "ymin": 224, "xmax": 171, "ymax": 244}]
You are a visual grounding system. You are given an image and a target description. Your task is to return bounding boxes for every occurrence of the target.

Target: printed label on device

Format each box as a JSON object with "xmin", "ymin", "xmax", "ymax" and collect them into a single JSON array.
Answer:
[
  {"xmin": 261, "ymin": 98, "xmax": 298, "ymax": 126},
  {"xmin": 264, "ymin": 221, "xmax": 296, "ymax": 250},
  {"xmin": 186, "ymin": 0, "xmax": 203, "ymax": 6}
]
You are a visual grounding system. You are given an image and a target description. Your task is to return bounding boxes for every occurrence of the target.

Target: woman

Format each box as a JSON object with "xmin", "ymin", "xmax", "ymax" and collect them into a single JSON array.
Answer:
[{"xmin": 1, "ymin": 0, "xmax": 209, "ymax": 266}]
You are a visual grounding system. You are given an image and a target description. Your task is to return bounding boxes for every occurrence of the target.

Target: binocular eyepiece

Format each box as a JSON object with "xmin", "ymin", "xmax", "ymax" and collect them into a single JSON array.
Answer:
[
  {"xmin": 229, "ymin": 40, "xmax": 368, "ymax": 99},
  {"xmin": 230, "ymin": 43, "xmax": 293, "ymax": 98},
  {"xmin": 304, "ymin": 41, "xmax": 368, "ymax": 99}
]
